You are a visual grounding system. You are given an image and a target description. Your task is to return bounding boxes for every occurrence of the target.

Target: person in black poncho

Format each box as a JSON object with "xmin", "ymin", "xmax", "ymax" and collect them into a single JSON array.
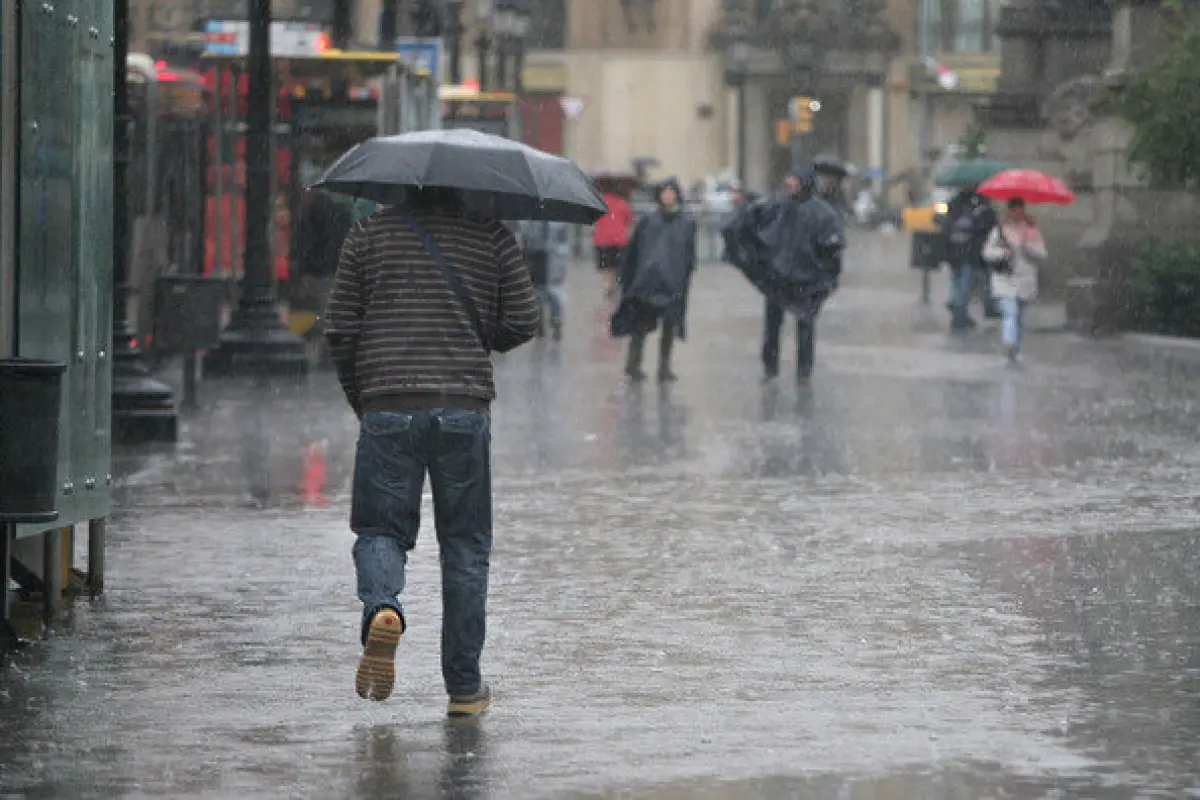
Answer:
[{"xmin": 610, "ymin": 177, "xmax": 698, "ymax": 383}]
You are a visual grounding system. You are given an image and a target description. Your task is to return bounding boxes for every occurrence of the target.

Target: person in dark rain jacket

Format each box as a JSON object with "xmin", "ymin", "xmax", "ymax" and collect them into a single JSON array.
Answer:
[
  {"xmin": 751, "ymin": 168, "xmax": 845, "ymax": 381},
  {"xmin": 610, "ymin": 177, "xmax": 697, "ymax": 383},
  {"xmin": 940, "ymin": 188, "xmax": 999, "ymax": 330}
]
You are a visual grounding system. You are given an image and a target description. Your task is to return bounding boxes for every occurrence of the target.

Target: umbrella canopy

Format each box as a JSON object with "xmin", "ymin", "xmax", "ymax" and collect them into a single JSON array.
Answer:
[
  {"xmin": 590, "ymin": 166, "xmax": 640, "ymax": 195},
  {"xmin": 311, "ymin": 128, "xmax": 608, "ymax": 224},
  {"xmin": 812, "ymin": 155, "xmax": 850, "ymax": 179},
  {"xmin": 590, "ymin": 165, "xmax": 638, "ymax": 182},
  {"xmin": 934, "ymin": 159, "xmax": 1010, "ymax": 189},
  {"xmin": 977, "ymin": 169, "xmax": 1075, "ymax": 205}
]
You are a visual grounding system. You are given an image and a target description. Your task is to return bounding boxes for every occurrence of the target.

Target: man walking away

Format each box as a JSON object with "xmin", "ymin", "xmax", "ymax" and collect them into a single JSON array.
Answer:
[
  {"xmin": 325, "ymin": 187, "xmax": 540, "ymax": 717},
  {"xmin": 940, "ymin": 189, "xmax": 997, "ymax": 331},
  {"xmin": 519, "ymin": 218, "xmax": 571, "ymax": 341},
  {"xmin": 758, "ymin": 168, "xmax": 845, "ymax": 382},
  {"xmin": 610, "ymin": 178, "xmax": 698, "ymax": 383}
]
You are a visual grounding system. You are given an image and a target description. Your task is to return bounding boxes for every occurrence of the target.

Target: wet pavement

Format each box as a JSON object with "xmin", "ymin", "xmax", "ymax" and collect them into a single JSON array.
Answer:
[{"xmin": 3, "ymin": 232, "xmax": 1200, "ymax": 799}]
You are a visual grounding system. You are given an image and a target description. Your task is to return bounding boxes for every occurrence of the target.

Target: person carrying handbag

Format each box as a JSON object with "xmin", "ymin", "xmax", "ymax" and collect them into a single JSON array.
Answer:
[{"xmin": 982, "ymin": 197, "xmax": 1048, "ymax": 364}]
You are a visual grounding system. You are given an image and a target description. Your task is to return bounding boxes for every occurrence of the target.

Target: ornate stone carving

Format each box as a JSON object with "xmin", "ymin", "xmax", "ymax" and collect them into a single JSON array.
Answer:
[
  {"xmin": 1038, "ymin": 74, "xmax": 1104, "ymax": 189},
  {"xmin": 711, "ymin": 0, "xmax": 899, "ymax": 75},
  {"xmin": 844, "ymin": 0, "xmax": 900, "ymax": 51},
  {"xmin": 767, "ymin": 0, "xmax": 839, "ymax": 70},
  {"xmin": 620, "ymin": 0, "xmax": 659, "ymax": 35}
]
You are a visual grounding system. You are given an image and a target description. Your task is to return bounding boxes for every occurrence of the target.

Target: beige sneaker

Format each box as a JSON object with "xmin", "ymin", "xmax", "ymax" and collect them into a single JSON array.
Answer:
[
  {"xmin": 447, "ymin": 684, "xmax": 491, "ymax": 718},
  {"xmin": 355, "ymin": 609, "xmax": 403, "ymax": 702}
]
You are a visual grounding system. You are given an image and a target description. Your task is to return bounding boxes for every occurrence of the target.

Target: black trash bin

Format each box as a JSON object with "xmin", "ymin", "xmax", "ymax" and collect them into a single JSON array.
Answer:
[{"xmin": 0, "ymin": 358, "xmax": 67, "ymax": 524}]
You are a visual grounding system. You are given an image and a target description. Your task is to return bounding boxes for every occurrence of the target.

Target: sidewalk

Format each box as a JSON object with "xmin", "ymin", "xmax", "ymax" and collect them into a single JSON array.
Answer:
[{"xmin": 2, "ymin": 232, "xmax": 1199, "ymax": 798}]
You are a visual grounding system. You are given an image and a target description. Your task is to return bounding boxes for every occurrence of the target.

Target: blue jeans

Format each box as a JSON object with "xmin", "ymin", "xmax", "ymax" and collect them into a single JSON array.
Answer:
[
  {"xmin": 950, "ymin": 263, "xmax": 976, "ymax": 327},
  {"xmin": 351, "ymin": 409, "xmax": 493, "ymax": 696},
  {"xmin": 999, "ymin": 297, "xmax": 1026, "ymax": 351},
  {"xmin": 538, "ymin": 285, "xmax": 564, "ymax": 322}
]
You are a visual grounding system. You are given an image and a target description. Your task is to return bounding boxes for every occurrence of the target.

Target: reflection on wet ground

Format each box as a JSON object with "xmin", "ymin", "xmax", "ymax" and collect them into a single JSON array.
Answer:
[{"xmin": 3, "ymin": 235, "xmax": 1199, "ymax": 798}]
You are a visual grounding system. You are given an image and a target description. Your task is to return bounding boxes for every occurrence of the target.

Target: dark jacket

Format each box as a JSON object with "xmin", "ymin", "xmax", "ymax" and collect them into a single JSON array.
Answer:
[
  {"xmin": 611, "ymin": 202, "xmax": 697, "ymax": 339},
  {"xmin": 940, "ymin": 191, "xmax": 997, "ymax": 267},
  {"xmin": 729, "ymin": 188, "xmax": 845, "ymax": 320},
  {"xmin": 759, "ymin": 191, "xmax": 844, "ymax": 284},
  {"xmin": 325, "ymin": 204, "xmax": 540, "ymax": 413}
]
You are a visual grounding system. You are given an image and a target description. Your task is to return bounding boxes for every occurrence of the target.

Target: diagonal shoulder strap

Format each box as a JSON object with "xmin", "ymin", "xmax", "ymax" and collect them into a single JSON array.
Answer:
[{"xmin": 400, "ymin": 212, "xmax": 489, "ymax": 351}]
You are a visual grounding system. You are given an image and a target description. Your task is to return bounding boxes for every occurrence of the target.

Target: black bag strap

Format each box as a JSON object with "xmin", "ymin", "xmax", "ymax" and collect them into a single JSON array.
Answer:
[{"xmin": 401, "ymin": 212, "xmax": 489, "ymax": 351}]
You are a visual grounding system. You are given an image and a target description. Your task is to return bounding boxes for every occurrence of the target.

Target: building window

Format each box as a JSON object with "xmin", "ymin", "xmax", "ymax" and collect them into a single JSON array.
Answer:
[
  {"xmin": 922, "ymin": 0, "xmax": 1000, "ymax": 54},
  {"xmin": 527, "ymin": 0, "xmax": 566, "ymax": 50},
  {"xmin": 954, "ymin": 0, "xmax": 986, "ymax": 52}
]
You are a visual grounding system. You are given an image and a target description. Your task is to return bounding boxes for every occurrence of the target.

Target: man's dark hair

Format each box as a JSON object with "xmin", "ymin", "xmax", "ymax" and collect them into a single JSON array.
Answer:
[{"xmin": 1008, "ymin": 197, "xmax": 1026, "ymax": 210}]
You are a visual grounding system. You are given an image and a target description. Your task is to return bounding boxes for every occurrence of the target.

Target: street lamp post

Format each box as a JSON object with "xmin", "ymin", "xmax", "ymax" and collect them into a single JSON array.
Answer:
[
  {"xmin": 445, "ymin": 0, "xmax": 465, "ymax": 84},
  {"xmin": 112, "ymin": 0, "xmax": 178, "ymax": 443},
  {"xmin": 475, "ymin": 31, "xmax": 492, "ymax": 91},
  {"xmin": 380, "ymin": 0, "xmax": 399, "ymax": 49},
  {"xmin": 494, "ymin": 1, "xmax": 530, "ymax": 93},
  {"xmin": 494, "ymin": 27, "xmax": 509, "ymax": 89},
  {"xmin": 203, "ymin": 0, "xmax": 308, "ymax": 378},
  {"xmin": 512, "ymin": 3, "xmax": 531, "ymax": 93},
  {"xmin": 733, "ymin": 37, "xmax": 750, "ymax": 185}
]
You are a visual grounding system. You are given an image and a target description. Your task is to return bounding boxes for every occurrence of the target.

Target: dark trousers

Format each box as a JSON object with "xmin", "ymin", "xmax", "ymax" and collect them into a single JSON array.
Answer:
[
  {"xmin": 763, "ymin": 300, "xmax": 817, "ymax": 378},
  {"xmin": 351, "ymin": 409, "xmax": 492, "ymax": 696},
  {"xmin": 625, "ymin": 328, "xmax": 675, "ymax": 377}
]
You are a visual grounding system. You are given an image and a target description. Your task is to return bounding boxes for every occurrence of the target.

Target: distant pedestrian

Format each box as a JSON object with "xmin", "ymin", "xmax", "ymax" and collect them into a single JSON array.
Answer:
[
  {"xmin": 755, "ymin": 168, "xmax": 845, "ymax": 382},
  {"xmin": 519, "ymin": 218, "xmax": 571, "ymax": 341},
  {"xmin": 983, "ymin": 197, "xmax": 1047, "ymax": 364},
  {"xmin": 325, "ymin": 186, "xmax": 540, "ymax": 717},
  {"xmin": 593, "ymin": 188, "xmax": 635, "ymax": 299},
  {"xmin": 940, "ymin": 189, "xmax": 999, "ymax": 330},
  {"xmin": 610, "ymin": 177, "xmax": 697, "ymax": 383}
]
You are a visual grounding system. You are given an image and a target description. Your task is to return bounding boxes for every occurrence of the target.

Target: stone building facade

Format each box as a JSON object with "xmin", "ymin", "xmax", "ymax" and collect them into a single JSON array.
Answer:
[
  {"xmin": 978, "ymin": 0, "xmax": 1200, "ymax": 329},
  {"xmin": 127, "ymin": 0, "xmax": 1007, "ymax": 196}
]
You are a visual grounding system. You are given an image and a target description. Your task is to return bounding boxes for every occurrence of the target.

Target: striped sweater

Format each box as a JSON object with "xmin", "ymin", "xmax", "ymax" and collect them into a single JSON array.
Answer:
[{"xmin": 324, "ymin": 205, "xmax": 540, "ymax": 411}]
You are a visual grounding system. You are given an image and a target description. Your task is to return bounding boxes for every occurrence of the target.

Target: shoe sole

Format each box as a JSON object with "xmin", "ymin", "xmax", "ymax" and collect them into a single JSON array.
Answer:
[
  {"xmin": 355, "ymin": 611, "xmax": 402, "ymax": 702},
  {"xmin": 447, "ymin": 695, "xmax": 490, "ymax": 718}
]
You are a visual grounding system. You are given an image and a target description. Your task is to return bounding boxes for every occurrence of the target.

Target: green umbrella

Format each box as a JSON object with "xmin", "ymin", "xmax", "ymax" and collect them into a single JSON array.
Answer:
[{"xmin": 935, "ymin": 159, "xmax": 1010, "ymax": 189}]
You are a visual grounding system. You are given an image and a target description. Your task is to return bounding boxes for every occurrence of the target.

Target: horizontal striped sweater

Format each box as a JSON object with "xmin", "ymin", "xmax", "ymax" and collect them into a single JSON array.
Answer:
[{"xmin": 324, "ymin": 205, "xmax": 540, "ymax": 410}]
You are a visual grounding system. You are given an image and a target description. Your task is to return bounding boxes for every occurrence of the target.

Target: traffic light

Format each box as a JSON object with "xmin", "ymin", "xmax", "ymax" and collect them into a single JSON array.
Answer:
[{"xmin": 788, "ymin": 96, "xmax": 821, "ymax": 134}]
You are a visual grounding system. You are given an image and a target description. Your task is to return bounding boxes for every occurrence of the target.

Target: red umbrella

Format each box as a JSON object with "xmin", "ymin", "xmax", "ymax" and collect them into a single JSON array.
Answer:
[{"xmin": 977, "ymin": 169, "xmax": 1075, "ymax": 205}]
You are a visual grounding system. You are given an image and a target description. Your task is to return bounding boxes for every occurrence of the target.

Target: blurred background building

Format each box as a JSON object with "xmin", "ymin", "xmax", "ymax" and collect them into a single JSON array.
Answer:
[{"xmin": 124, "ymin": 0, "xmax": 1009, "ymax": 195}]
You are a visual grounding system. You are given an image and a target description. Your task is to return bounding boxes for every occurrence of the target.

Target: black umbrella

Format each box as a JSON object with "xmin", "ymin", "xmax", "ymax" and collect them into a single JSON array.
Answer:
[
  {"xmin": 812, "ymin": 155, "xmax": 849, "ymax": 179},
  {"xmin": 311, "ymin": 128, "xmax": 609, "ymax": 224}
]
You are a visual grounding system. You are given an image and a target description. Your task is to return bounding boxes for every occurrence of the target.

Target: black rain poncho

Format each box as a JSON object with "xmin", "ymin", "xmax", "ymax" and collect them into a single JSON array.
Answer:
[
  {"xmin": 726, "ymin": 186, "xmax": 845, "ymax": 320},
  {"xmin": 611, "ymin": 183, "xmax": 698, "ymax": 339}
]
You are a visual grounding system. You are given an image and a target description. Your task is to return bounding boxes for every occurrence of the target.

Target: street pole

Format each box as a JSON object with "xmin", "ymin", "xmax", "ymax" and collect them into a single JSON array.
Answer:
[
  {"xmin": 495, "ymin": 35, "xmax": 508, "ymax": 90},
  {"xmin": 446, "ymin": 1, "xmax": 464, "ymax": 84},
  {"xmin": 476, "ymin": 32, "xmax": 491, "ymax": 91},
  {"xmin": 203, "ymin": 0, "xmax": 308, "ymax": 378},
  {"xmin": 112, "ymin": 0, "xmax": 178, "ymax": 442},
  {"xmin": 737, "ymin": 78, "xmax": 747, "ymax": 184},
  {"xmin": 332, "ymin": 0, "xmax": 352, "ymax": 49},
  {"xmin": 380, "ymin": 0, "xmax": 399, "ymax": 49}
]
